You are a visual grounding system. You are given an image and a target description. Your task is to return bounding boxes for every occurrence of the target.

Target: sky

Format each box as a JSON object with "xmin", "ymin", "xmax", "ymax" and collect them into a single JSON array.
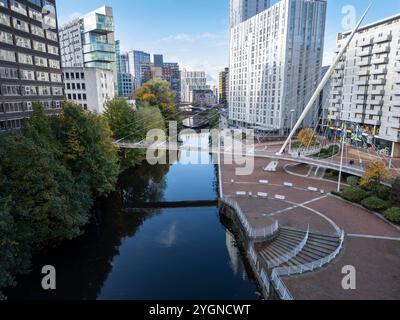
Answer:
[{"xmin": 56, "ymin": 0, "xmax": 400, "ymax": 87}]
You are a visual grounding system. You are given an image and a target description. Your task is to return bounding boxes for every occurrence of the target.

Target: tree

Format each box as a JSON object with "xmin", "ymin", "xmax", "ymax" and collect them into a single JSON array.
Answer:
[
  {"xmin": 103, "ymin": 99, "xmax": 145, "ymax": 171},
  {"xmin": 297, "ymin": 128, "xmax": 317, "ymax": 147},
  {"xmin": 135, "ymin": 106, "xmax": 165, "ymax": 135},
  {"xmin": 360, "ymin": 160, "xmax": 389, "ymax": 190},
  {"xmin": 58, "ymin": 102, "xmax": 120, "ymax": 198},
  {"xmin": 390, "ymin": 177, "xmax": 400, "ymax": 205},
  {"xmin": 135, "ymin": 79, "xmax": 181, "ymax": 127}
]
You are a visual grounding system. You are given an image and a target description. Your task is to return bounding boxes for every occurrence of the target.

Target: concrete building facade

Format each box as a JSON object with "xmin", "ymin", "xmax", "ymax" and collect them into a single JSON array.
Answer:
[
  {"xmin": 230, "ymin": 0, "xmax": 271, "ymax": 28},
  {"xmin": 180, "ymin": 69, "xmax": 209, "ymax": 104},
  {"xmin": 128, "ymin": 50, "xmax": 150, "ymax": 90},
  {"xmin": 328, "ymin": 13, "xmax": 400, "ymax": 156},
  {"xmin": 219, "ymin": 67, "xmax": 229, "ymax": 106},
  {"xmin": 229, "ymin": 0, "xmax": 327, "ymax": 134},
  {"xmin": 0, "ymin": 0, "xmax": 64, "ymax": 130},
  {"xmin": 59, "ymin": 6, "xmax": 116, "ymax": 113}
]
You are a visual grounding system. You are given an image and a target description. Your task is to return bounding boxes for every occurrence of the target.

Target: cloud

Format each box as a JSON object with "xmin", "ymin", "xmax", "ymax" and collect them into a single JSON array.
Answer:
[
  {"xmin": 159, "ymin": 32, "xmax": 219, "ymax": 43},
  {"xmin": 158, "ymin": 222, "xmax": 178, "ymax": 248}
]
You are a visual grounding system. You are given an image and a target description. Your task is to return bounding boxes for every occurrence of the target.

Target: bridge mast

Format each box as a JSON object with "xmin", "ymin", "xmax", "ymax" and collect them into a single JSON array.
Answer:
[{"xmin": 277, "ymin": 4, "xmax": 372, "ymax": 156}]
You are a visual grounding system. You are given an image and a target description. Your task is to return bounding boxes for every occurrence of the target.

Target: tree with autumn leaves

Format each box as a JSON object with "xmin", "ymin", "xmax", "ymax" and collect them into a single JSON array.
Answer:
[
  {"xmin": 134, "ymin": 79, "xmax": 181, "ymax": 128},
  {"xmin": 360, "ymin": 160, "xmax": 389, "ymax": 190}
]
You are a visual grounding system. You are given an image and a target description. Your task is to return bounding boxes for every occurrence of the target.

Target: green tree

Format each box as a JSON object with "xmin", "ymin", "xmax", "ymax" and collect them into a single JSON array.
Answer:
[
  {"xmin": 58, "ymin": 102, "xmax": 120, "ymax": 198},
  {"xmin": 104, "ymin": 98, "xmax": 145, "ymax": 170},
  {"xmin": 390, "ymin": 177, "xmax": 400, "ymax": 205}
]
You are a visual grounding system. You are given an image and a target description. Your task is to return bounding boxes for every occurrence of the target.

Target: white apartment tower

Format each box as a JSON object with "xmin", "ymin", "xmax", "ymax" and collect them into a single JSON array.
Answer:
[
  {"xmin": 329, "ymin": 13, "xmax": 400, "ymax": 157},
  {"xmin": 59, "ymin": 6, "xmax": 116, "ymax": 113},
  {"xmin": 229, "ymin": 0, "xmax": 327, "ymax": 134},
  {"xmin": 180, "ymin": 69, "xmax": 210, "ymax": 104},
  {"xmin": 230, "ymin": 0, "xmax": 271, "ymax": 28}
]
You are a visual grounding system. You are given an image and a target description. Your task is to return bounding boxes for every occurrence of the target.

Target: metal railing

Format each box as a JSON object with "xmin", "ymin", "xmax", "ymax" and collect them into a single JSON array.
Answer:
[
  {"xmin": 271, "ymin": 230, "xmax": 345, "ymax": 300},
  {"xmin": 221, "ymin": 197, "xmax": 279, "ymax": 239},
  {"xmin": 248, "ymin": 244, "xmax": 270, "ymax": 294},
  {"xmin": 267, "ymin": 226, "xmax": 310, "ymax": 269}
]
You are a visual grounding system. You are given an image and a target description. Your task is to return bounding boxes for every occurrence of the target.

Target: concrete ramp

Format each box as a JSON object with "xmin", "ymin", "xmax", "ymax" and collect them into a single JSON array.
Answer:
[{"xmin": 264, "ymin": 160, "xmax": 279, "ymax": 172}]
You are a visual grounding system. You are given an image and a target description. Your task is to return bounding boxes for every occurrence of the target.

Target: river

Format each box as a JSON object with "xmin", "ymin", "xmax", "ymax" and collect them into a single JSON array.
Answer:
[{"xmin": 6, "ymin": 133, "xmax": 260, "ymax": 300}]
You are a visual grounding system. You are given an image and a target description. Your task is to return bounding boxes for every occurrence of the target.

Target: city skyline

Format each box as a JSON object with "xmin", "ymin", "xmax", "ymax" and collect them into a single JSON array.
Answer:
[{"xmin": 57, "ymin": 0, "xmax": 400, "ymax": 86}]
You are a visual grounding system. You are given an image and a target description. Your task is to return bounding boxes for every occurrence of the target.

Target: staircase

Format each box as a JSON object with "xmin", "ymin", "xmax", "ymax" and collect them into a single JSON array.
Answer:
[{"xmin": 259, "ymin": 228, "xmax": 341, "ymax": 270}]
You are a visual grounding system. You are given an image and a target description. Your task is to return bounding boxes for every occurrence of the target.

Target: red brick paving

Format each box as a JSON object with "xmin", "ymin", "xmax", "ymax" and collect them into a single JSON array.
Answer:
[
  {"xmin": 308, "ymin": 196, "xmax": 400, "ymax": 238},
  {"xmin": 220, "ymin": 155, "xmax": 400, "ymax": 299},
  {"xmin": 284, "ymin": 237, "xmax": 400, "ymax": 300}
]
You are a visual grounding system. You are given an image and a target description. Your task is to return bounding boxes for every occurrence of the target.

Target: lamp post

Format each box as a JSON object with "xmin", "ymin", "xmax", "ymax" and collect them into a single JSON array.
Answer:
[{"xmin": 289, "ymin": 109, "xmax": 295, "ymax": 154}]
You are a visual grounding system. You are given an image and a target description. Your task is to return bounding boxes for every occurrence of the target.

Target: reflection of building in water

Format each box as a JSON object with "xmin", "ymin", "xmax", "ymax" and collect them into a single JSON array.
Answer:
[{"xmin": 225, "ymin": 230, "xmax": 241, "ymax": 277}]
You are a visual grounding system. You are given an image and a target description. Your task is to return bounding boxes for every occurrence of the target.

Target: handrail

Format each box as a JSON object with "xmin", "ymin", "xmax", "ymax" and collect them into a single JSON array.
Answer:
[
  {"xmin": 271, "ymin": 230, "xmax": 345, "ymax": 300},
  {"xmin": 267, "ymin": 226, "xmax": 310, "ymax": 269},
  {"xmin": 221, "ymin": 197, "xmax": 279, "ymax": 239},
  {"xmin": 248, "ymin": 244, "xmax": 270, "ymax": 294}
]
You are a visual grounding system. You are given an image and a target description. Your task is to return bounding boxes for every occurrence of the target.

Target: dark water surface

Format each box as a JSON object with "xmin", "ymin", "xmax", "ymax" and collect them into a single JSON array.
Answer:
[{"xmin": 6, "ymin": 135, "xmax": 259, "ymax": 300}]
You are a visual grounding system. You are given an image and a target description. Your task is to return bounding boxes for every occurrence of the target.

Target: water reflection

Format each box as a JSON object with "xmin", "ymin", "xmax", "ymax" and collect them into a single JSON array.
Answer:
[{"xmin": 6, "ymin": 135, "xmax": 258, "ymax": 300}]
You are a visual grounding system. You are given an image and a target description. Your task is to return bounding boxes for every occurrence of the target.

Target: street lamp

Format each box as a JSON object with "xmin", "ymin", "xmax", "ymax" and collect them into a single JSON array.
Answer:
[{"xmin": 289, "ymin": 109, "xmax": 295, "ymax": 154}]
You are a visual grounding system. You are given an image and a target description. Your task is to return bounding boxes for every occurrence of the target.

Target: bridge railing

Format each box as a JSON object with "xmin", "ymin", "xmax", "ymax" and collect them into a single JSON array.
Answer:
[
  {"xmin": 267, "ymin": 226, "xmax": 310, "ymax": 269},
  {"xmin": 271, "ymin": 230, "xmax": 345, "ymax": 300},
  {"xmin": 221, "ymin": 197, "xmax": 279, "ymax": 239}
]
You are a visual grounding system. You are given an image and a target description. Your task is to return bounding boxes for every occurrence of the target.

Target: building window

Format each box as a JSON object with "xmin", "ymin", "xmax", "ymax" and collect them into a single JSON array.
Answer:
[
  {"xmin": 15, "ymin": 36, "xmax": 32, "ymax": 49},
  {"xmin": 0, "ymin": 30, "xmax": 13, "ymax": 45},
  {"xmin": 0, "ymin": 49, "xmax": 16, "ymax": 62}
]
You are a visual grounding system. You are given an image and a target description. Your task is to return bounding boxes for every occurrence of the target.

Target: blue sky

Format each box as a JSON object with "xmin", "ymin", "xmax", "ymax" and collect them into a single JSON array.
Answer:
[{"xmin": 57, "ymin": 0, "xmax": 400, "ymax": 86}]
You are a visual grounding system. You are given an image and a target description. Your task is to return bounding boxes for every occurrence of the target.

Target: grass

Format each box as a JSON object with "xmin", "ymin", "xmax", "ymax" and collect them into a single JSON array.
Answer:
[{"xmin": 311, "ymin": 145, "xmax": 340, "ymax": 159}]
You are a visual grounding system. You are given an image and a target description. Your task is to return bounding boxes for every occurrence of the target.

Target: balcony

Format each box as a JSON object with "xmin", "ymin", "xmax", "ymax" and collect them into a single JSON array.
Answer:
[
  {"xmin": 328, "ymin": 106, "xmax": 340, "ymax": 112},
  {"xmin": 374, "ymin": 34, "xmax": 392, "ymax": 43},
  {"xmin": 392, "ymin": 97, "xmax": 400, "ymax": 107},
  {"xmin": 396, "ymin": 55, "xmax": 400, "ymax": 61},
  {"xmin": 356, "ymin": 59, "xmax": 371, "ymax": 67},
  {"xmin": 372, "ymin": 45, "xmax": 390, "ymax": 54},
  {"xmin": 371, "ymin": 57, "xmax": 389, "ymax": 65},
  {"xmin": 354, "ymin": 99, "xmax": 366, "ymax": 105},
  {"xmin": 371, "ymin": 67, "xmax": 388, "ymax": 75},
  {"xmin": 358, "ymin": 48, "xmax": 373, "ymax": 56},
  {"xmin": 357, "ymin": 69, "xmax": 370, "ymax": 76},
  {"xmin": 364, "ymin": 119, "xmax": 382, "ymax": 126},
  {"xmin": 332, "ymin": 79, "xmax": 343, "ymax": 87},
  {"xmin": 336, "ymin": 62, "xmax": 345, "ymax": 70},
  {"xmin": 366, "ymin": 99, "xmax": 384, "ymax": 106},
  {"xmin": 390, "ymin": 121, "xmax": 400, "ymax": 129},
  {"xmin": 365, "ymin": 109, "xmax": 383, "ymax": 116},
  {"xmin": 369, "ymin": 78, "xmax": 386, "ymax": 85},
  {"xmin": 359, "ymin": 38, "xmax": 373, "ymax": 47},
  {"xmin": 394, "ymin": 77, "xmax": 400, "ymax": 84},
  {"xmin": 354, "ymin": 88, "xmax": 368, "ymax": 95},
  {"xmin": 331, "ymin": 89, "xmax": 342, "ymax": 95},
  {"xmin": 369, "ymin": 89, "xmax": 385, "ymax": 96},
  {"xmin": 355, "ymin": 78, "xmax": 368, "ymax": 86},
  {"xmin": 330, "ymin": 97, "xmax": 342, "ymax": 104},
  {"xmin": 395, "ymin": 66, "xmax": 400, "ymax": 73}
]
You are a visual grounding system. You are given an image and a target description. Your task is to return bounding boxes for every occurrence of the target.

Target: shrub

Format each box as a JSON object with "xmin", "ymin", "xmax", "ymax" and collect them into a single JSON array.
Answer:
[
  {"xmin": 347, "ymin": 176, "xmax": 359, "ymax": 187},
  {"xmin": 361, "ymin": 196, "xmax": 389, "ymax": 212},
  {"xmin": 341, "ymin": 186, "xmax": 369, "ymax": 203},
  {"xmin": 384, "ymin": 207, "xmax": 400, "ymax": 224},
  {"xmin": 390, "ymin": 178, "xmax": 400, "ymax": 205},
  {"xmin": 375, "ymin": 185, "xmax": 392, "ymax": 201}
]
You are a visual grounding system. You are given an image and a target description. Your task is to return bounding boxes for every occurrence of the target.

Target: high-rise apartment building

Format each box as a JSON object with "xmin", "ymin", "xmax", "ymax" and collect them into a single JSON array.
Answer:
[
  {"xmin": 128, "ymin": 50, "xmax": 150, "ymax": 90},
  {"xmin": 115, "ymin": 40, "xmax": 134, "ymax": 98},
  {"xmin": 219, "ymin": 67, "xmax": 229, "ymax": 106},
  {"xmin": 0, "ymin": 0, "xmax": 64, "ymax": 131},
  {"xmin": 154, "ymin": 54, "xmax": 163, "ymax": 68},
  {"xmin": 230, "ymin": 0, "xmax": 270, "ymax": 28},
  {"xmin": 328, "ymin": 13, "xmax": 400, "ymax": 156},
  {"xmin": 180, "ymin": 69, "xmax": 209, "ymax": 104},
  {"xmin": 59, "ymin": 6, "xmax": 116, "ymax": 113},
  {"xmin": 141, "ymin": 60, "xmax": 181, "ymax": 104},
  {"xmin": 229, "ymin": 0, "xmax": 327, "ymax": 134}
]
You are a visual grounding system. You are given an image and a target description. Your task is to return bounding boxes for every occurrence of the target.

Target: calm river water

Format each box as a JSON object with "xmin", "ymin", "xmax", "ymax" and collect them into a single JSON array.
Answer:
[{"xmin": 6, "ymin": 134, "xmax": 259, "ymax": 300}]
